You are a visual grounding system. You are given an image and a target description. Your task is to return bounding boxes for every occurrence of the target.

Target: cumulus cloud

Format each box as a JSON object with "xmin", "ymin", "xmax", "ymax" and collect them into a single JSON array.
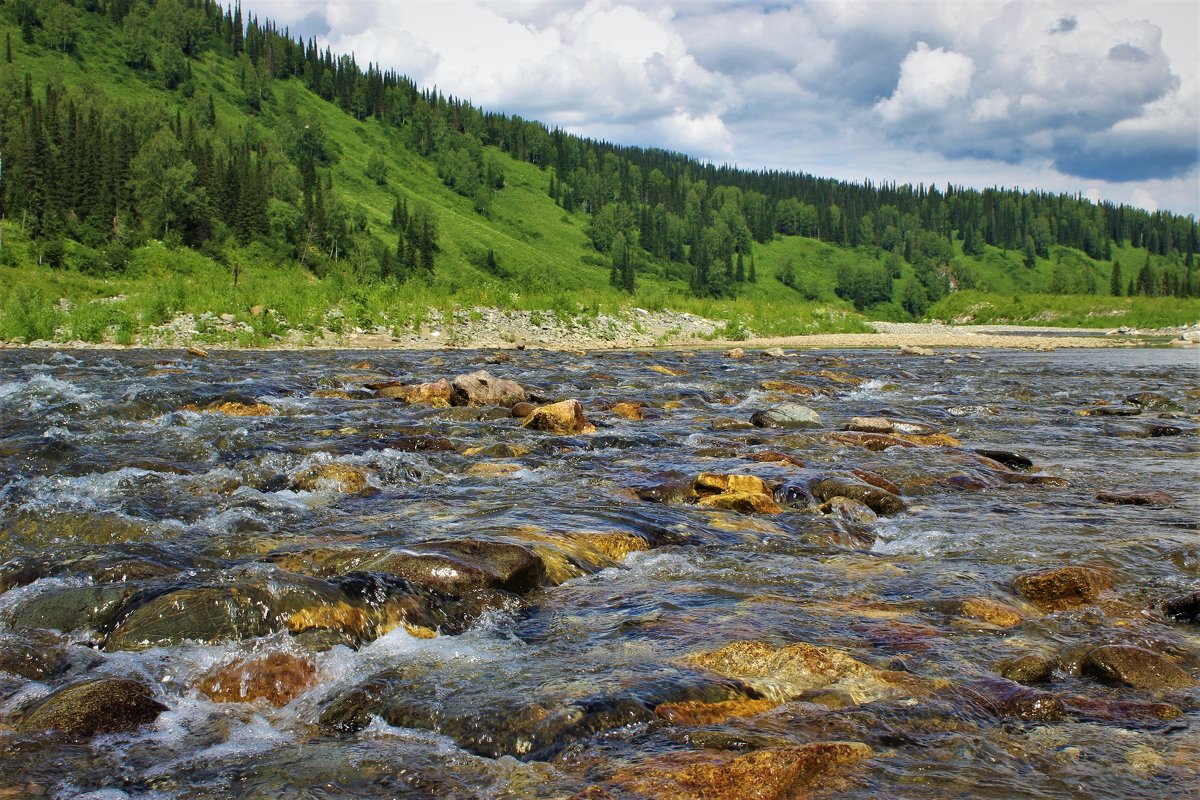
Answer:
[{"xmin": 252, "ymin": 0, "xmax": 1199, "ymax": 213}]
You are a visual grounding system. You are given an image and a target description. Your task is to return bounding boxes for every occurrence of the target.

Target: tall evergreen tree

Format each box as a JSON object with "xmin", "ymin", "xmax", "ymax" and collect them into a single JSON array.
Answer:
[{"xmin": 1109, "ymin": 260, "xmax": 1122, "ymax": 296}]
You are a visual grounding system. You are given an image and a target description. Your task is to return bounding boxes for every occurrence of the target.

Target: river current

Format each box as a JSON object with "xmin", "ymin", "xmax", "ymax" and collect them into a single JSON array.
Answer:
[{"xmin": 0, "ymin": 346, "xmax": 1196, "ymax": 799}]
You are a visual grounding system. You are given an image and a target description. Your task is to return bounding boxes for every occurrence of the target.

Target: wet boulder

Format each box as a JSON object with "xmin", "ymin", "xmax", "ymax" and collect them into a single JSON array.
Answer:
[
  {"xmin": 846, "ymin": 416, "xmax": 893, "ymax": 433},
  {"xmin": 521, "ymin": 399, "xmax": 596, "ymax": 435},
  {"xmin": 750, "ymin": 403, "xmax": 822, "ymax": 429},
  {"xmin": 1126, "ymin": 392, "xmax": 1178, "ymax": 410},
  {"xmin": 808, "ymin": 477, "xmax": 905, "ymax": 516},
  {"xmin": 996, "ymin": 653, "xmax": 1057, "ymax": 684},
  {"xmin": 364, "ymin": 540, "xmax": 546, "ymax": 596},
  {"xmin": 0, "ymin": 632, "xmax": 69, "ymax": 680},
  {"xmin": 197, "ymin": 652, "xmax": 319, "ymax": 706},
  {"xmin": 653, "ymin": 698, "xmax": 778, "ymax": 726},
  {"xmin": 1011, "ymin": 565, "xmax": 1111, "ymax": 612},
  {"xmin": 10, "ymin": 585, "xmax": 135, "ymax": 635},
  {"xmin": 1163, "ymin": 592, "xmax": 1200, "ymax": 625},
  {"xmin": 18, "ymin": 677, "xmax": 166, "ymax": 738},
  {"xmin": 824, "ymin": 431, "xmax": 917, "ymax": 451},
  {"xmin": 378, "ymin": 379, "xmax": 452, "ymax": 405},
  {"xmin": 957, "ymin": 597, "xmax": 1024, "ymax": 629},
  {"xmin": 1080, "ymin": 645, "xmax": 1193, "ymax": 691},
  {"xmin": 691, "ymin": 473, "xmax": 782, "ymax": 514},
  {"xmin": 682, "ymin": 640, "xmax": 927, "ymax": 706},
  {"xmin": 959, "ymin": 677, "xmax": 1065, "ymax": 722},
  {"xmin": 972, "ymin": 449, "xmax": 1034, "ymax": 470},
  {"xmin": 696, "ymin": 492, "xmax": 782, "ymax": 514},
  {"xmin": 450, "ymin": 371, "xmax": 527, "ymax": 407},
  {"xmin": 1061, "ymin": 695, "xmax": 1183, "ymax": 726},
  {"xmin": 612, "ymin": 741, "xmax": 873, "ymax": 800},
  {"xmin": 290, "ymin": 463, "xmax": 374, "ymax": 494},
  {"xmin": 181, "ymin": 399, "xmax": 273, "ymax": 416}
]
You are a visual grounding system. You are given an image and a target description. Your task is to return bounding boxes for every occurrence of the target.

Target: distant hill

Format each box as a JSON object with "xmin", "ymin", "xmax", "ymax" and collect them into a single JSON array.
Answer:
[{"xmin": 0, "ymin": 0, "xmax": 1196, "ymax": 345}]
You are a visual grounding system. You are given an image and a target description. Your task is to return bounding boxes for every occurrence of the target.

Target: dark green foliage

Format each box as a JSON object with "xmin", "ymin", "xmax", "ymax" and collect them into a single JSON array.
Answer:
[
  {"xmin": 365, "ymin": 152, "xmax": 388, "ymax": 186},
  {"xmin": 1110, "ymin": 260, "xmax": 1122, "ymax": 296},
  {"xmin": 834, "ymin": 262, "xmax": 892, "ymax": 310}
]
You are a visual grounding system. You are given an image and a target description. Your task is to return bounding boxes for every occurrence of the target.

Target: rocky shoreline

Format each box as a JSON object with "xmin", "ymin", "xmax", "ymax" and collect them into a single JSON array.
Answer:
[{"xmin": 3, "ymin": 306, "xmax": 1198, "ymax": 352}]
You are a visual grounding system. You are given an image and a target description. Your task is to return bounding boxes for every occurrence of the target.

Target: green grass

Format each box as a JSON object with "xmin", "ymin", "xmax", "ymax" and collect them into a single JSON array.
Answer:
[{"xmin": 0, "ymin": 11, "xmax": 1194, "ymax": 346}]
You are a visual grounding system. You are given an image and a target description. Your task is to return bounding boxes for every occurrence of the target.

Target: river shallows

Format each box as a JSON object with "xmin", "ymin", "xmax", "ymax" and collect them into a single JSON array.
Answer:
[{"xmin": 0, "ymin": 347, "xmax": 1196, "ymax": 799}]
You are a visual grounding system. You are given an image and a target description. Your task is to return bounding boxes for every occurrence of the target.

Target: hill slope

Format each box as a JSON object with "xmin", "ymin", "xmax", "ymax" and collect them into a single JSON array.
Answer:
[{"xmin": 0, "ymin": 0, "xmax": 1195, "ymax": 346}]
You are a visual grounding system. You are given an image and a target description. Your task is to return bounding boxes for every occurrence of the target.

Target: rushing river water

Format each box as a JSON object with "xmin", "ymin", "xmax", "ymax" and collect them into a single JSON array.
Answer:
[{"xmin": 0, "ymin": 346, "xmax": 1196, "ymax": 799}]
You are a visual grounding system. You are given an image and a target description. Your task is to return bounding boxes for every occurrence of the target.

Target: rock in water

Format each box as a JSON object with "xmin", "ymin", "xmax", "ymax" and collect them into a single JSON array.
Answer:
[
  {"xmin": 1095, "ymin": 490, "xmax": 1174, "ymax": 507},
  {"xmin": 612, "ymin": 742, "xmax": 873, "ymax": 800},
  {"xmin": 1081, "ymin": 645, "xmax": 1193, "ymax": 691},
  {"xmin": 521, "ymin": 399, "xmax": 596, "ymax": 434},
  {"xmin": 198, "ymin": 652, "xmax": 319, "ymax": 706},
  {"xmin": 1011, "ymin": 565, "xmax": 1111, "ymax": 612},
  {"xmin": 449, "ymin": 371, "xmax": 527, "ymax": 407},
  {"xmin": 19, "ymin": 677, "xmax": 166, "ymax": 738},
  {"xmin": 1163, "ymin": 592, "xmax": 1200, "ymax": 624},
  {"xmin": 750, "ymin": 403, "xmax": 822, "ymax": 429}
]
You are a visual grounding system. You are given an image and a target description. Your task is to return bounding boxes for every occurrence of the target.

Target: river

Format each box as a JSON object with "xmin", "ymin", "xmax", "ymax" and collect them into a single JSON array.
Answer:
[{"xmin": 0, "ymin": 346, "xmax": 1196, "ymax": 799}]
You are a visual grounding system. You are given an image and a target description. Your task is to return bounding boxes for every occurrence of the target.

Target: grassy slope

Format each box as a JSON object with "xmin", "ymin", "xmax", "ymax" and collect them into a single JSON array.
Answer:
[{"xmin": 0, "ymin": 11, "xmax": 1193, "ymax": 345}]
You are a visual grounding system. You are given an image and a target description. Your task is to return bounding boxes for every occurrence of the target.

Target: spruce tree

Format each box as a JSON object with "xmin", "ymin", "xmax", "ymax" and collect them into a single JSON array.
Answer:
[
  {"xmin": 6, "ymin": 31, "xmax": 12, "ymax": 64},
  {"xmin": 1109, "ymin": 260, "xmax": 1122, "ymax": 296},
  {"xmin": 748, "ymin": 254, "xmax": 757, "ymax": 283}
]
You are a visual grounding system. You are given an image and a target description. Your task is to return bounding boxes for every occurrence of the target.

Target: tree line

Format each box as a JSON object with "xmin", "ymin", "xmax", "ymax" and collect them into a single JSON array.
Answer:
[{"xmin": 0, "ymin": 0, "xmax": 1196, "ymax": 304}]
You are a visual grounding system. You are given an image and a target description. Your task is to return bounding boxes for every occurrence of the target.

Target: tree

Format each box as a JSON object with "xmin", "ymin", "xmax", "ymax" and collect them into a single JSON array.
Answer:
[
  {"xmin": 899, "ymin": 279, "xmax": 929, "ymax": 318},
  {"xmin": 127, "ymin": 128, "xmax": 202, "ymax": 241},
  {"xmin": 1110, "ymin": 260, "xmax": 1123, "ymax": 296},
  {"xmin": 365, "ymin": 153, "xmax": 388, "ymax": 187},
  {"xmin": 1023, "ymin": 236, "xmax": 1036, "ymax": 268}
]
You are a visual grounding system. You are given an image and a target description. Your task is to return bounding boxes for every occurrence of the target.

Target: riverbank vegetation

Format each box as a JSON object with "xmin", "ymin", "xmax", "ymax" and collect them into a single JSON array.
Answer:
[{"xmin": 0, "ymin": 0, "xmax": 1196, "ymax": 345}]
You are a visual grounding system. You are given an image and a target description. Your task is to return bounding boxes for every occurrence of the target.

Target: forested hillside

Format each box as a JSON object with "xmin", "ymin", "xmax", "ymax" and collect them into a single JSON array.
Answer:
[{"xmin": 0, "ymin": 0, "xmax": 1196, "ymax": 345}]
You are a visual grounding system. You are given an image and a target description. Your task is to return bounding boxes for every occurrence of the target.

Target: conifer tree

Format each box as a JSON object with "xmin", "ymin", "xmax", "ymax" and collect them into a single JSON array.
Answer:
[{"xmin": 1109, "ymin": 260, "xmax": 1122, "ymax": 296}]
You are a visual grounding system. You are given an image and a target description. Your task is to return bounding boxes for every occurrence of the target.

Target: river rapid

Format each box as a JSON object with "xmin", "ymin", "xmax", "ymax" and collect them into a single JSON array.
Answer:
[{"xmin": 0, "ymin": 346, "xmax": 1196, "ymax": 799}]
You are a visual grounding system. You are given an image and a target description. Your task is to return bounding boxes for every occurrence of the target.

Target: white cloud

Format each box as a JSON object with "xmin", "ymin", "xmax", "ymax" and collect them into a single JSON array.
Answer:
[{"xmin": 875, "ymin": 43, "xmax": 975, "ymax": 123}]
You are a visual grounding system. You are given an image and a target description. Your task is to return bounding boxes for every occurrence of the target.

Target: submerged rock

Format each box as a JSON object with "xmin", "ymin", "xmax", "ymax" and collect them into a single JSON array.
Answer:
[
  {"xmin": 1163, "ymin": 592, "xmax": 1200, "ymax": 625},
  {"xmin": 365, "ymin": 540, "xmax": 546, "ymax": 596},
  {"xmin": 1011, "ymin": 565, "xmax": 1112, "ymax": 612},
  {"xmin": 612, "ymin": 741, "xmax": 873, "ymax": 800},
  {"xmin": 750, "ymin": 403, "xmax": 822, "ymax": 429},
  {"xmin": 450, "ymin": 371, "xmax": 527, "ymax": 407},
  {"xmin": 846, "ymin": 416, "xmax": 893, "ymax": 433},
  {"xmin": 11, "ymin": 585, "xmax": 134, "ymax": 635},
  {"xmin": 683, "ymin": 640, "xmax": 926, "ymax": 706},
  {"xmin": 653, "ymin": 698, "xmax": 778, "ymax": 726},
  {"xmin": 0, "ymin": 632, "xmax": 69, "ymax": 680},
  {"xmin": 958, "ymin": 597, "xmax": 1024, "ymax": 629},
  {"xmin": 1061, "ymin": 695, "xmax": 1184, "ymax": 726},
  {"xmin": 960, "ymin": 676, "xmax": 1065, "ymax": 722},
  {"xmin": 808, "ymin": 477, "xmax": 905, "ymax": 516},
  {"xmin": 972, "ymin": 449, "xmax": 1034, "ymax": 469},
  {"xmin": 18, "ymin": 677, "xmax": 166, "ymax": 738},
  {"xmin": 1096, "ymin": 489, "xmax": 1174, "ymax": 507},
  {"xmin": 1081, "ymin": 645, "xmax": 1193, "ymax": 691},
  {"xmin": 996, "ymin": 653, "xmax": 1056, "ymax": 684},
  {"xmin": 291, "ymin": 463, "xmax": 374, "ymax": 494},
  {"xmin": 697, "ymin": 492, "xmax": 783, "ymax": 514},
  {"xmin": 182, "ymin": 399, "xmax": 273, "ymax": 416},
  {"xmin": 198, "ymin": 652, "xmax": 319, "ymax": 706}
]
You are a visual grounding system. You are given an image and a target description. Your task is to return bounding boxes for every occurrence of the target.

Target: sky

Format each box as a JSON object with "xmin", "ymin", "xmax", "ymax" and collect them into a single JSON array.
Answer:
[{"xmin": 252, "ymin": 0, "xmax": 1200, "ymax": 216}]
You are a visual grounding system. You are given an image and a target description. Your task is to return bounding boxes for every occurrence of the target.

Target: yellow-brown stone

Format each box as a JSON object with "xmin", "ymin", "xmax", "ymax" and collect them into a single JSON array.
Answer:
[
  {"xmin": 649, "ymin": 364, "xmax": 687, "ymax": 377},
  {"xmin": 521, "ymin": 399, "xmax": 596, "ymax": 434},
  {"xmin": 610, "ymin": 402, "xmax": 645, "ymax": 421},
  {"xmin": 654, "ymin": 698, "xmax": 778, "ymax": 725},
  {"xmin": 959, "ymin": 597, "xmax": 1025, "ymax": 628},
  {"xmin": 697, "ymin": 492, "xmax": 783, "ymax": 514},
  {"xmin": 182, "ymin": 400, "xmax": 273, "ymax": 416},
  {"xmin": 292, "ymin": 463, "xmax": 372, "ymax": 494},
  {"xmin": 693, "ymin": 472, "xmax": 772, "ymax": 497},
  {"xmin": 613, "ymin": 742, "xmax": 873, "ymax": 800},
  {"xmin": 197, "ymin": 652, "xmax": 318, "ymax": 707}
]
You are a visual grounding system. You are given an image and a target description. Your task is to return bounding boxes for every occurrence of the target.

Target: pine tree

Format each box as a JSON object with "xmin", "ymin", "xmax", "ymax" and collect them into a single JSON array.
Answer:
[
  {"xmin": 735, "ymin": 251, "xmax": 745, "ymax": 282},
  {"xmin": 748, "ymin": 254, "xmax": 757, "ymax": 283},
  {"xmin": 1109, "ymin": 260, "xmax": 1122, "ymax": 296},
  {"xmin": 5, "ymin": 31, "xmax": 12, "ymax": 64}
]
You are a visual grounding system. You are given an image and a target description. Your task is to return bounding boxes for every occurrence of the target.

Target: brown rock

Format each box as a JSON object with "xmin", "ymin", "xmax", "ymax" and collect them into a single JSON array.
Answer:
[
  {"xmin": 824, "ymin": 431, "xmax": 917, "ymax": 451},
  {"xmin": 449, "ymin": 371, "xmax": 527, "ymax": 407},
  {"xmin": 251, "ymin": 305, "xmax": 268, "ymax": 318},
  {"xmin": 760, "ymin": 381, "xmax": 819, "ymax": 396},
  {"xmin": 291, "ymin": 463, "xmax": 373, "ymax": 494},
  {"xmin": 809, "ymin": 477, "xmax": 905, "ymax": 516},
  {"xmin": 1012, "ymin": 565, "xmax": 1112, "ymax": 612},
  {"xmin": 521, "ymin": 399, "xmax": 596, "ymax": 435},
  {"xmin": 1096, "ymin": 490, "xmax": 1174, "ymax": 507},
  {"xmin": 724, "ymin": 348, "xmax": 744, "ymax": 359},
  {"xmin": 683, "ymin": 640, "xmax": 921, "ymax": 705},
  {"xmin": 614, "ymin": 742, "xmax": 872, "ymax": 800},
  {"xmin": 511, "ymin": 401, "xmax": 535, "ymax": 418},
  {"xmin": 959, "ymin": 597, "xmax": 1024, "ymax": 628},
  {"xmin": 1062, "ymin": 695, "xmax": 1184, "ymax": 725},
  {"xmin": 850, "ymin": 468, "xmax": 902, "ymax": 496},
  {"xmin": 198, "ymin": 652, "xmax": 319, "ymax": 706},
  {"xmin": 963, "ymin": 677, "xmax": 1065, "ymax": 722},
  {"xmin": 183, "ymin": 400, "xmax": 273, "ymax": 416},
  {"xmin": 649, "ymin": 364, "xmax": 687, "ymax": 377},
  {"xmin": 820, "ymin": 496, "xmax": 877, "ymax": 525},
  {"xmin": 312, "ymin": 389, "xmax": 355, "ymax": 400},
  {"xmin": 694, "ymin": 472, "xmax": 773, "ymax": 497},
  {"xmin": 187, "ymin": 345, "xmax": 209, "ymax": 357},
  {"xmin": 610, "ymin": 402, "xmax": 644, "ymax": 421},
  {"xmin": 1081, "ymin": 645, "xmax": 1193, "ymax": 691},
  {"xmin": 19, "ymin": 678, "xmax": 166, "ymax": 738},
  {"xmin": 697, "ymin": 492, "xmax": 783, "ymax": 514},
  {"xmin": 896, "ymin": 432, "xmax": 961, "ymax": 447},
  {"xmin": 996, "ymin": 653, "xmax": 1056, "ymax": 684},
  {"xmin": 747, "ymin": 450, "xmax": 806, "ymax": 468},
  {"xmin": 654, "ymin": 698, "xmax": 778, "ymax": 725},
  {"xmin": 367, "ymin": 540, "xmax": 546, "ymax": 596},
  {"xmin": 465, "ymin": 462, "xmax": 522, "ymax": 478}
]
